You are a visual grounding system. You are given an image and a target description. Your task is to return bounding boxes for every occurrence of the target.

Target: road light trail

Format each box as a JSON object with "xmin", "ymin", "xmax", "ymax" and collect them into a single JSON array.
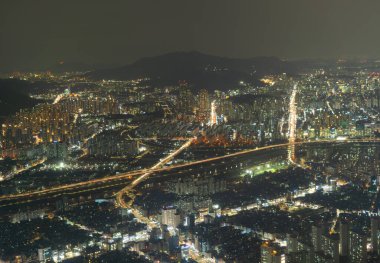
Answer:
[
  {"xmin": 329, "ymin": 209, "xmax": 341, "ymax": 234},
  {"xmin": 115, "ymin": 137, "xmax": 195, "ymax": 208},
  {"xmin": 0, "ymin": 138, "xmax": 379, "ymax": 206},
  {"xmin": 0, "ymin": 157, "xmax": 46, "ymax": 182},
  {"xmin": 279, "ymin": 115, "xmax": 286, "ymax": 136},
  {"xmin": 53, "ymin": 93, "xmax": 64, "ymax": 104},
  {"xmin": 326, "ymin": 101, "xmax": 335, "ymax": 115},
  {"xmin": 288, "ymin": 83, "xmax": 298, "ymax": 163},
  {"xmin": 0, "ymin": 170, "xmax": 144, "ymax": 201}
]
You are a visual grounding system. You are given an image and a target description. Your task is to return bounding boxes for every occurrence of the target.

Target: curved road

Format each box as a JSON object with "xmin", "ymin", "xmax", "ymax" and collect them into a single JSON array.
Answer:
[{"xmin": 1, "ymin": 138, "xmax": 380, "ymax": 208}]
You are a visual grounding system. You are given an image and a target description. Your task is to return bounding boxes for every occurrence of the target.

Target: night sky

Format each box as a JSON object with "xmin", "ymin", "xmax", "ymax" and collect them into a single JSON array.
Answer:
[{"xmin": 1, "ymin": 0, "xmax": 380, "ymax": 71}]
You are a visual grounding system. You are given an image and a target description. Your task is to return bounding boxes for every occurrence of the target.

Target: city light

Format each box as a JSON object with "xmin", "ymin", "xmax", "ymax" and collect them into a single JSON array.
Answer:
[{"xmin": 1, "ymin": 4, "xmax": 380, "ymax": 262}]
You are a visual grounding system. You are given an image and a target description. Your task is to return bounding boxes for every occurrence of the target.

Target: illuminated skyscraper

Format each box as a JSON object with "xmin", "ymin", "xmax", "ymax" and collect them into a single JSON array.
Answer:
[
  {"xmin": 349, "ymin": 229, "xmax": 367, "ymax": 263},
  {"xmin": 178, "ymin": 82, "xmax": 194, "ymax": 113},
  {"xmin": 312, "ymin": 225, "xmax": 322, "ymax": 252},
  {"xmin": 160, "ymin": 207, "xmax": 181, "ymax": 228},
  {"xmin": 209, "ymin": 100, "xmax": 217, "ymax": 125},
  {"xmin": 371, "ymin": 217, "xmax": 380, "ymax": 254},
  {"xmin": 339, "ymin": 220, "xmax": 349, "ymax": 257},
  {"xmin": 198, "ymin": 89, "xmax": 209, "ymax": 113},
  {"xmin": 198, "ymin": 89, "xmax": 209, "ymax": 122}
]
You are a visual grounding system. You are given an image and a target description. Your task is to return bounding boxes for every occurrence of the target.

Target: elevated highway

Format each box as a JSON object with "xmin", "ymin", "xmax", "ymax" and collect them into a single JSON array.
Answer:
[{"xmin": 1, "ymin": 138, "xmax": 380, "ymax": 211}]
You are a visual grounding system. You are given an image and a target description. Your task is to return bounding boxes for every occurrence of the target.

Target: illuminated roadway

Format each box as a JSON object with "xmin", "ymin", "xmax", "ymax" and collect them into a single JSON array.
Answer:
[
  {"xmin": 53, "ymin": 93, "xmax": 64, "ymax": 104},
  {"xmin": 288, "ymin": 83, "xmax": 297, "ymax": 144},
  {"xmin": 0, "ymin": 157, "xmax": 46, "ymax": 182},
  {"xmin": 1, "ymin": 138, "xmax": 380, "ymax": 209},
  {"xmin": 288, "ymin": 83, "xmax": 298, "ymax": 163},
  {"xmin": 115, "ymin": 137, "xmax": 196, "ymax": 208}
]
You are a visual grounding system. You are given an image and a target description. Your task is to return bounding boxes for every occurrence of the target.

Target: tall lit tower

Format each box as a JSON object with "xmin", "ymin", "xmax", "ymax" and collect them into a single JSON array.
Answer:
[
  {"xmin": 209, "ymin": 100, "xmax": 217, "ymax": 125},
  {"xmin": 199, "ymin": 89, "xmax": 209, "ymax": 113},
  {"xmin": 178, "ymin": 81, "xmax": 194, "ymax": 113},
  {"xmin": 198, "ymin": 89, "xmax": 209, "ymax": 122}
]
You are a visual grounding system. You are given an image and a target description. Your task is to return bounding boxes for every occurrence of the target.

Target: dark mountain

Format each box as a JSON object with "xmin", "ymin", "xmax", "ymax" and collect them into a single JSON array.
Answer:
[
  {"xmin": 86, "ymin": 51, "xmax": 299, "ymax": 90},
  {"xmin": 0, "ymin": 79, "xmax": 41, "ymax": 120}
]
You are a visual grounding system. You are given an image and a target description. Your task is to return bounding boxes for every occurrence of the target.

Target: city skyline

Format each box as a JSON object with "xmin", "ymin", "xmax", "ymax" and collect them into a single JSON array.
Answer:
[{"xmin": 3, "ymin": 1, "xmax": 380, "ymax": 263}]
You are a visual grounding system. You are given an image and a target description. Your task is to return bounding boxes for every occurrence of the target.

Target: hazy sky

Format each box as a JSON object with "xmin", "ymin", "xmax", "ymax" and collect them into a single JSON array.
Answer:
[{"xmin": 1, "ymin": 0, "xmax": 380, "ymax": 71}]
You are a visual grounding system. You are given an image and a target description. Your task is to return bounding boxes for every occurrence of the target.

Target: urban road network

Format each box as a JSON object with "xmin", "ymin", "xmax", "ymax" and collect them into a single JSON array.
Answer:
[
  {"xmin": 0, "ymin": 82, "xmax": 376, "ymax": 212},
  {"xmin": 1, "ymin": 138, "xmax": 380, "ymax": 210}
]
